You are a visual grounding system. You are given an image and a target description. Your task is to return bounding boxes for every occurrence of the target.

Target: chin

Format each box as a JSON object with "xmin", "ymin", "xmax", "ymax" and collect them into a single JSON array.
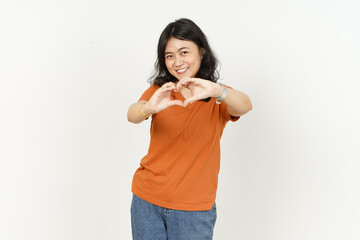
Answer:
[{"xmin": 179, "ymin": 74, "xmax": 194, "ymax": 80}]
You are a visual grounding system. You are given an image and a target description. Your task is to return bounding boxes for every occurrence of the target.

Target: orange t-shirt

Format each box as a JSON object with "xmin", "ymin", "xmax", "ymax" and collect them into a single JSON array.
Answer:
[{"xmin": 131, "ymin": 84, "xmax": 239, "ymax": 210}]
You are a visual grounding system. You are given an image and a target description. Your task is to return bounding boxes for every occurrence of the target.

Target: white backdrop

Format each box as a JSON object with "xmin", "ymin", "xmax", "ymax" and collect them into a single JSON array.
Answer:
[{"xmin": 1, "ymin": 0, "xmax": 359, "ymax": 239}]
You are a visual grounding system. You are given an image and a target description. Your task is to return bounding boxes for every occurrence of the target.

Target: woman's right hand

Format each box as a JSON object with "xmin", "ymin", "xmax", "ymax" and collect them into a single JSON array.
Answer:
[
  {"xmin": 144, "ymin": 82, "xmax": 184, "ymax": 114},
  {"xmin": 127, "ymin": 82, "xmax": 185, "ymax": 124}
]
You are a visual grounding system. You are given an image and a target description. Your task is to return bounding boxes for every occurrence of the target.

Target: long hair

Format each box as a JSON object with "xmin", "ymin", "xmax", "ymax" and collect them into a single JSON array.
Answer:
[{"xmin": 150, "ymin": 18, "xmax": 220, "ymax": 87}]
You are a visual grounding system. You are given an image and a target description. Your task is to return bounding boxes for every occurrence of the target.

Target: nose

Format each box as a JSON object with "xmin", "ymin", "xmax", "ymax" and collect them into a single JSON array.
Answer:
[{"xmin": 174, "ymin": 56, "xmax": 183, "ymax": 67}]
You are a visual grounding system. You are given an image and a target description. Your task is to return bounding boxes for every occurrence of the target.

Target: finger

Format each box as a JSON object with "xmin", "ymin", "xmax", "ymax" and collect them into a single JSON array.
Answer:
[
  {"xmin": 159, "ymin": 84, "xmax": 176, "ymax": 93},
  {"xmin": 168, "ymin": 100, "xmax": 185, "ymax": 107},
  {"xmin": 184, "ymin": 96, "xmax": 200, "ymax": 107},
  {"xmin": 177, "ymin": 78, "xmax": 196, "ymax": 88},
  {"xmin": 162, "ymin": 82, "xmax": 177, "ymax": 89},
  {"xmin": 160, "ymin": 83, "xmax": 174, "ymax": 89}
]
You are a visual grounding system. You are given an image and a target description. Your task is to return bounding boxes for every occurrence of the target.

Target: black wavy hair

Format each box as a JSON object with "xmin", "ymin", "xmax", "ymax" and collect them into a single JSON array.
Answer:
[{"xmin": 149, "ymin": 18, "xmax": 219, "ymax": 87}]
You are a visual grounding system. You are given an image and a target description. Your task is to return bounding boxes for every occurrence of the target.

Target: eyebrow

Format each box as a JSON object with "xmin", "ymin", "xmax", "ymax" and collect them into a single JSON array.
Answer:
[{"xmin": 164, "ymin": 47, "xmax": 190, "ymax": 55}]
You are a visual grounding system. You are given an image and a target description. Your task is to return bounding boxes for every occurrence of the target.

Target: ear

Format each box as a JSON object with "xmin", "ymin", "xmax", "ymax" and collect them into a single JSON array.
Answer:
[{"xmin": 200, "ymin": 48, "xmax": 205, "ymax": 57}]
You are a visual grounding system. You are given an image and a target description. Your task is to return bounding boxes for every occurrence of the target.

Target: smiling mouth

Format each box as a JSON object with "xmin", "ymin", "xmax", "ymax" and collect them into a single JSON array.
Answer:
[{"xmin": 176, "ymin": 67, "xmax": 189, "ymax": 74}]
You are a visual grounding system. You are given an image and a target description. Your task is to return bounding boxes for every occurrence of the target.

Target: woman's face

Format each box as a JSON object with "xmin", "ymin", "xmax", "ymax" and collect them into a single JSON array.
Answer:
[{"xmin": 164, "ymin": 37, "xmax": 204, "ymax": 80}]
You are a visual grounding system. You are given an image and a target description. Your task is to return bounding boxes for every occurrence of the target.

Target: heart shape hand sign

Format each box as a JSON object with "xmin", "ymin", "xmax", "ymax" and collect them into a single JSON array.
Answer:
[{"xmin": 146, "ymin": 78, "xmax": 223, "ymax": 114}]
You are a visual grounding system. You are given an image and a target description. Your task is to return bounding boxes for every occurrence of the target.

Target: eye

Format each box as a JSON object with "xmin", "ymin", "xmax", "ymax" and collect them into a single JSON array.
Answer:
[
  {"xmin": 165, "ymin": 54, "xmax": 173, "ymax": 59},
  {"xmin": 181, "ymin": 51, "xmax": 188, "ymax": 55}
]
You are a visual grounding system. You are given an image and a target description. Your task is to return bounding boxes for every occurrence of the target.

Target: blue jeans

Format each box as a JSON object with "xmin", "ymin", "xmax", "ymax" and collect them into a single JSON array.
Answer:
[{"xmin": 131, "ymin": 194, "xmax": 217, "ymax": 240}]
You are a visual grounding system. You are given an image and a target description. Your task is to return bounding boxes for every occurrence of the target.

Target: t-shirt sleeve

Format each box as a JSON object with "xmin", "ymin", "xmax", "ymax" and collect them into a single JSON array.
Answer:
[
  {"xmin": 220, "ymin": 85, "xmax": 240, "ymax": 122},
  {"xmin": 220, "ymin": 102, "xmax": 240, "ymax": 122},
  {"xmin": 138, "ymin": 85, "xmax": 159, "ymax": 102}
]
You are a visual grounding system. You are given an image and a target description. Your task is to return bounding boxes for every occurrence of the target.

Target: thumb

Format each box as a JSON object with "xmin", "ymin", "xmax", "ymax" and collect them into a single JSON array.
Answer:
[
  {"xmin": 184, "ymin": 97, "xmax": 197, "ymax": 107},
  {"xmin": 168, "ymin": 99, "xmax": 185, "ymax": 107}
]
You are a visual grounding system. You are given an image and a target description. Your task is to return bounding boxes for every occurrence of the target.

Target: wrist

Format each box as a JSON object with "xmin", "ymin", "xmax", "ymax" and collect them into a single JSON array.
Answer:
[
  {"xmin": 215, "ymin": 83, "xmax": 227, "ymax": 104},
  {"xmin": 214, "ymin": 83, "xmax": 223, "ymax": 99},
  {"xmin": 139, "ymin": 102, "xmax": 152, "ymax": 119}
]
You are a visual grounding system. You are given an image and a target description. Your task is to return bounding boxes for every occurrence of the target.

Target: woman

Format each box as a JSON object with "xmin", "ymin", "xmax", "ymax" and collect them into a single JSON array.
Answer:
[{"xmin": 127, "ymin": 18, "xmax": 252, "ymax": 240}]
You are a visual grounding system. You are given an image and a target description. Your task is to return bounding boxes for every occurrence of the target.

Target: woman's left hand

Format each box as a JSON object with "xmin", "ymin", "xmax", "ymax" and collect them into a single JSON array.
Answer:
[{"xmin": 176, "ymin": 78, "xmax": 222, "ymax": 106}]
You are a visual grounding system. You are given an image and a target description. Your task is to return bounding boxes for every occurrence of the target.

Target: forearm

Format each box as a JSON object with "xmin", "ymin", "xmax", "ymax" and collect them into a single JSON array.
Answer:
[
  {"xmin": 223, "ymin": 88, "xmax": 252, "ymax": 116},
  {"xmin": 214, "ymin": 83, "xmax": 252, "ymax": 117},
  {"xmin": 127, "ymin": 101, "xmax": 152, "ymax": 124}
]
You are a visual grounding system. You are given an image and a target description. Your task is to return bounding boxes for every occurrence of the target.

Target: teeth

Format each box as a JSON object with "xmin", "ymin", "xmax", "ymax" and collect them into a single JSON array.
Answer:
[{"xmin": 177, "ymin": 68, "xmax": 188, "ymax": 73}]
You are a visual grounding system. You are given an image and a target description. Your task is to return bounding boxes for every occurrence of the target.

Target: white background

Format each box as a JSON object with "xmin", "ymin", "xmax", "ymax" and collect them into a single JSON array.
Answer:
[{"xmin": 1, "ymin": 0, "xmax": 359, "ymax": 239}]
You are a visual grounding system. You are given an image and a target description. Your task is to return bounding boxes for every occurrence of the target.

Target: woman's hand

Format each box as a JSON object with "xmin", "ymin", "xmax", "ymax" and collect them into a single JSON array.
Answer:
[
  {"xmin": 177, "ymin": 77, "xmax": 252, "ymax": 116},
  {"xmin": 145, "ymin": 82, "xmax": 184, "ymax": 114},
  {"xmin": 127, "ymin": 82, "xmax": 184, "ymax": 124},
  {"xmin": 128, "ymin": 78, "xmax": 252, "ymax": 124},
  {"xmin": 176, "ymin": 78, "xmax": 222, "ymax": 107}
]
